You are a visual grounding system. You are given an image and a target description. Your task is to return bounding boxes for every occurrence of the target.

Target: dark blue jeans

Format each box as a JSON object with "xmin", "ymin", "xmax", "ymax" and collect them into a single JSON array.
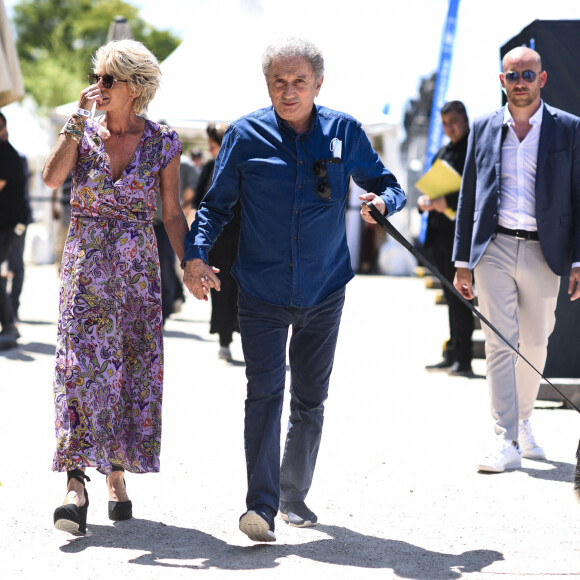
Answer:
[
  {"xmin": 238, "ymin": 286, "xmax": 346, "ymax": 515},
  {"xmin": 0, "ymin": 227, "xmax": 18, "ymax": 330},
  {"xmin": 153, "ymin": 222, "xmax": 183, "ymax": 322},
  {"xmin": 6, "ymin": 228, "xmax": 26, "ymax": 317}
]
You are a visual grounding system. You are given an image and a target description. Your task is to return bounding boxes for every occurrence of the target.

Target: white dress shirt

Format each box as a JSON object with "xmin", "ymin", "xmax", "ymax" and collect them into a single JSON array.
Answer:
[{"xmin": 498, "ymin": 102, "xmax": 543, "ymax": 230}]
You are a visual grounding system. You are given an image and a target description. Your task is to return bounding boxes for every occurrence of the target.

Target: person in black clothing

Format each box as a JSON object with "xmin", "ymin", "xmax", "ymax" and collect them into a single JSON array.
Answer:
[
  {"xmin": 1, "ymin": 152, "xmax": 32, "ymax": 321},
  {"xmin": 52, "ymin": 172, "xmax": 73, "ymax": 273},
  {"xmin": 153, "ymin": 194, "xmax": 185, "ymax": 326},
  {"xmin": 0, "ymin": 112, "xmax": 28, "ymax": 348},
  {"xmin": 418, "ymin": 101, "xmax": 473, "ymax": 376},
  {"xmin": 192, "ymin": 123, "xmax": 241, "ymax": 360},
  {"xmin": 152, "ymin": 160, "xmax": 189, "ymax": 326}
]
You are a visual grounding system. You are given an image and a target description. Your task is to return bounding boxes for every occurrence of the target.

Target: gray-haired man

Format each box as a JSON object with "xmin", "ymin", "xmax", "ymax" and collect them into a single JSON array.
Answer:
[{"xmin": 183, "ymin": 38, "xmax": 406, "ymax": 541}]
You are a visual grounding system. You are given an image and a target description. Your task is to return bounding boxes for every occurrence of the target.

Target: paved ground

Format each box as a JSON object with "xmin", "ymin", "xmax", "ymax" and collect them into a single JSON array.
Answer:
[{"xmin": 1, "ymin": 264, "xmax": 579, "ymax": 579}]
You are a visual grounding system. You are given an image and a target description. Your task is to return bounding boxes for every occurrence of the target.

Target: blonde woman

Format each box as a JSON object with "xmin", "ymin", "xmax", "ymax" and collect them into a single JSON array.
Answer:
[{"xmin": 43, "ymin": 40, "xmax": 188, "ymax": 536}]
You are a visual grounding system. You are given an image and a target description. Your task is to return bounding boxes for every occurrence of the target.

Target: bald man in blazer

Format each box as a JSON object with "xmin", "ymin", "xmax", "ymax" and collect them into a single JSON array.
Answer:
[{"xmin": 452, "ymin": 47, "xmax": 580, "ymax": 473}]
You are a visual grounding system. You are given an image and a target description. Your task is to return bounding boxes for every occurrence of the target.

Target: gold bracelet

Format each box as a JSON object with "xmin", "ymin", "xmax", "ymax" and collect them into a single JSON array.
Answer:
[
  {"xmin": 59, "ymin": 114, "xmax": 85, "ymax": 143},
  {"xmin": 70, "ymin": 113, "xmax": 85, "ymax": 124}
]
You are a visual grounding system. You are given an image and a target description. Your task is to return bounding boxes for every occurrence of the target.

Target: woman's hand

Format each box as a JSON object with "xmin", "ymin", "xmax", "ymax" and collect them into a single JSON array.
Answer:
[{"xmin": 78, "ymin": 83, "xmax": 102, "ymax": 113}]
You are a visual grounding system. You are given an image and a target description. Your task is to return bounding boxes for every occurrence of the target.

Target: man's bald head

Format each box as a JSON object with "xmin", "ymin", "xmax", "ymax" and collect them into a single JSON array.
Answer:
[{"xmin": 502, "ymin": 47, "xmax": 542, "ymax": 72}]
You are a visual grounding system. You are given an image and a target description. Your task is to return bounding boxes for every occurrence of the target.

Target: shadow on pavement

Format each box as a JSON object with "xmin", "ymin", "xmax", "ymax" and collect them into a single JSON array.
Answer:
[
  {"xmin": 162, "ymin": 330, "xmax": 209, "ymax": 341},
  {"xmin": 476, "ymin": 459, "xmax": 575, "ymax": 484},
  {"xmin": 224, "ymin": 358, "xmax": 246, "ymax": 367},
  {"xmin": 0, "ymin": 341, "xmax": 56, "ymax": 360},
  {"xmin": 456, "ymin": 372, "xmax": 486, "ymax": 380},
  {"xmin": 59, "ymin": 520, "xmax": 503, "ymax": 578},
  {"xmin": 169, "ymin": 317, "xmax": 210, "ymax": 325},
  {"xmin": 22, "ymin": 341, "xmax": 57, "ymax": 356},
  {"xmin": 520, "ymin": 459, "xmax": 575, "ymax": 483},
  {"xmin": 19, "ymin": 319, "xmax": 56, "ymax": 326}
]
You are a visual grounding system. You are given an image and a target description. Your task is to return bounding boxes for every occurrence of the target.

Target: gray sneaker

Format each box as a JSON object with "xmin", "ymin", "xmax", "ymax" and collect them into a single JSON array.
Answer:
[
  {"xmin": 218, "ymin": 346, "xmax": 232, "ymax": 361},
  {"xmin": 239, "ymin": 509, "xmax": 276, "ymax": 542},
  {"xmin": 0, "ymin": 325, "xmax": 20, "ymax": 340},
  {"xmin": 279, "ymin": 500, "xmax": 318, "ymax": 527},
  {"xmin": 0, "ymin": 334, "xmax": 17, "ymax": 351}
]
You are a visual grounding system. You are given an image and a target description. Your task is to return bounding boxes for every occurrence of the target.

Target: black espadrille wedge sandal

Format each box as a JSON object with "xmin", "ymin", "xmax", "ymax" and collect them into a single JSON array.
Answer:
[
  {"xmin": 107, "ymin": 465, "xmax": 132, "ymax": 521},
  {"xmin": 53, "ymin": 469, "xmax": 91, "ymax": 536}
]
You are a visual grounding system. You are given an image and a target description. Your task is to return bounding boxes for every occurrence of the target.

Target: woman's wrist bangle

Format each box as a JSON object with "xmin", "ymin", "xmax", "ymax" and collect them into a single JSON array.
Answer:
[
  {"xmin": 59, "ymin": 114, "xmax": 86, "ymax": 144},
  {"xmin": 76, "ymin": 107, "xmax": 91, "ymax": 117}
]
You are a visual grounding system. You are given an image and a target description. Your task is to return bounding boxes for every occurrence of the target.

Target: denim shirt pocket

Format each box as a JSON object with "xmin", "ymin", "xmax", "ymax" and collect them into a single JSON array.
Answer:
[{"xmin": 320, "ymin": 162, "xmax": 346, "ymax": 204}]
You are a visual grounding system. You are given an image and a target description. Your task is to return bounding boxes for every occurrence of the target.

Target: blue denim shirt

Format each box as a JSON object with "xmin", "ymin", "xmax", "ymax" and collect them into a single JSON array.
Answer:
[{"xmin": 184, "ymin": 105, "xmax": 406, "ymax": 307}]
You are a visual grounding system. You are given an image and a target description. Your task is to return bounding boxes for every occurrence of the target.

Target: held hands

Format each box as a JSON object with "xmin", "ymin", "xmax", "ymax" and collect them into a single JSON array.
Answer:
[
  {"xmin": 183, "ymin": 258, "xmax": 221, "ymax": 301},
  {"xmin": 359, "ymin": 193, "xmax": 386, "ymax": 224},
  {"xmin": 453, "ymin": 267, "xmax": 474, "ymax": 300},
  {"xmin": 568, "ymin": 266, "xmax": 580, "ymax": 301}
]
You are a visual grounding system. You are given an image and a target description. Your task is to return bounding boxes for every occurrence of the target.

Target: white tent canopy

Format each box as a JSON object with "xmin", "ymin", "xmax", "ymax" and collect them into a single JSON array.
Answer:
[
  {"xmin": 55, "ymin": 1, "xmax": 396, "ymax": 134},
  {"xmin": 146, "ymin": 33, "xmax": 394, "ymax": 131},
  {"xmin": 147, "ymin": 36, "xmax": 269, "ymax": 129}
]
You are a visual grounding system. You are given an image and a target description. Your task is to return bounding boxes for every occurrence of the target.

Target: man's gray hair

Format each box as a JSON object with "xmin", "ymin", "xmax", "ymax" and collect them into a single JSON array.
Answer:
[{"xmin": 262, "ymin": 37, "xmax": 324, "ymax": 80}]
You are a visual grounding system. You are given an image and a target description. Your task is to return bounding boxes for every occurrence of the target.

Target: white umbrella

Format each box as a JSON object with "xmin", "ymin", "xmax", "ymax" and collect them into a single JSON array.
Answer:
[{"xmin": 0, "ymin": 0, "xmax": 23, "ymax": 107}]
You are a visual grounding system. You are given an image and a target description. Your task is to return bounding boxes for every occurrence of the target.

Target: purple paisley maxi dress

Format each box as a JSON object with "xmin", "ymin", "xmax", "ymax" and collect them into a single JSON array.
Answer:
[{"xmin": 52, "ymin": 118, "xmax": 181, "ymax": 475}]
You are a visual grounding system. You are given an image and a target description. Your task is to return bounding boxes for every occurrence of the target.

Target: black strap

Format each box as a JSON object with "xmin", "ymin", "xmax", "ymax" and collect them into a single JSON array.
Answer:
[
  {"xmin": 67, "ymin": 468, "xmax": 91, "ymax": 486},
  {"xmin": 366, "ymin": 202, "xmax": 580, "ymax": 414},
  {"xmin": 496, "ymin": 225, "xmax": 539, "ymax": 240},
  {"xmin": 501, "ymin": 123, "xmax": 509, "ymax": 144}
]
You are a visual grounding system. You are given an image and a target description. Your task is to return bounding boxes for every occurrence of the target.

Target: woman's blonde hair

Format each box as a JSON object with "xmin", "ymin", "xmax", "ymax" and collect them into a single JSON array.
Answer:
[{"xmin": 92, "ymin": 39, "xmax": 161, "ymax": 114}]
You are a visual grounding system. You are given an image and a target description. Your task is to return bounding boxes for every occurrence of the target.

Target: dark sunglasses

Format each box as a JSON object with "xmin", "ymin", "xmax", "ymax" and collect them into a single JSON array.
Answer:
[
  {"xmin": 88, "ymin": 73, "xmax": 128, "ymax": 89},
  {"xmin": 504, "ymin": 70, "xmax": 539, "ymax": 83},
  {"xmin": 313, "ymin": 160, "xmax": 332, "ymax": 200}
]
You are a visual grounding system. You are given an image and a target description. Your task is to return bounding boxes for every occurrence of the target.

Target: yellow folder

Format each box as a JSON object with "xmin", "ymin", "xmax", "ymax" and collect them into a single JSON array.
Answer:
[{"xmin": 415, "ymin": 159, "xmax": 462, "ymax": 219}]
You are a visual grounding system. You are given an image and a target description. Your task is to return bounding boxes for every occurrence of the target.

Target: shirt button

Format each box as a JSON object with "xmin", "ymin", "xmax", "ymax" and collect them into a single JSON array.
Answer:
[
  {"xmin": 299, "ymin": 160, "xmax": 304, "ymax": 165},
  {"xmin": 492, "ymin": 214, "xmax": 498, "ymax": 220},
  {"xmin": 294, "ymin": 236, "xmax": 298, "ymax": 240},
  {"xmin": 290, "ymin": 262, "xmax": 293, "ymax": 268},
  {"xmin": 295, "ymin": 210, "xmax": 299, "ymax": 214},
  {"xmin": 298, "ymin": 185, "xmax": 302, "ymax": 189}
]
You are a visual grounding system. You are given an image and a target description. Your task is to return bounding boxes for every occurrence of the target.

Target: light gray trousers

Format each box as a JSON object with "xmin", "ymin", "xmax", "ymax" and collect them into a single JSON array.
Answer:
[{"xmin": 474, "ymin": 233, "xmax": 560, "ymax": 441}]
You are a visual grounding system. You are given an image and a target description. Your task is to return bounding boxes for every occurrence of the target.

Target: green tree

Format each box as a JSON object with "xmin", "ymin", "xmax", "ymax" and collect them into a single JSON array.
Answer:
[{"xmin": 13, "ymin": 0, "xmax": 181, "ymax": 110}]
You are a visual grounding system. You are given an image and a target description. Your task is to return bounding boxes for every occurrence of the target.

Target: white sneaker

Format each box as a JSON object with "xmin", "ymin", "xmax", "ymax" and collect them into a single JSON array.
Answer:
[
  {"xmin": 218, "ymin": 346, "xmax": 232, "ymax": 361},
  {"xmin": 518, "ymin": 419, "xmax": 546, "ymax": 459},
  {"xmin": 477, "ymin": 440, "xmax": 522, "ymax": 473}
]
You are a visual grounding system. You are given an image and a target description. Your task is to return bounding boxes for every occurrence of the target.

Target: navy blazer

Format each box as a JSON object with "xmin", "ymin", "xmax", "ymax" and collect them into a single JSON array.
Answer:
[{"xmin": 452, "ymin": 103, "xmax": 580, "ymax": 276}]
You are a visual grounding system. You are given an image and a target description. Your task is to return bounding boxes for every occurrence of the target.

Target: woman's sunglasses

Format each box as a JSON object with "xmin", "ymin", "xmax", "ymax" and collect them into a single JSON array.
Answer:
[{"xmin": 88, "ymin": 73, "xmax": 128, "ymax": 89}]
